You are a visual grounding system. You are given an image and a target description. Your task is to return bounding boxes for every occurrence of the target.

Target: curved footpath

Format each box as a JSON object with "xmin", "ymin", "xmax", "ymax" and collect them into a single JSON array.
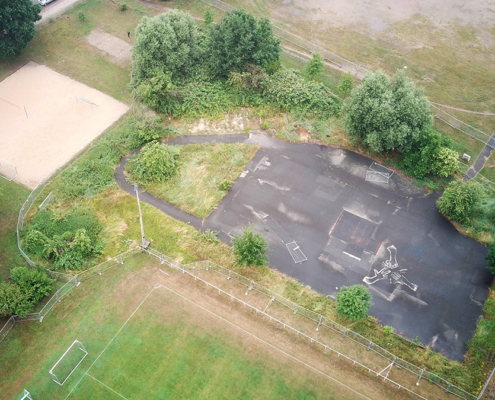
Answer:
[{"xmin": 115, "ymin": 133, "xmax": 492, "ymax": 361}]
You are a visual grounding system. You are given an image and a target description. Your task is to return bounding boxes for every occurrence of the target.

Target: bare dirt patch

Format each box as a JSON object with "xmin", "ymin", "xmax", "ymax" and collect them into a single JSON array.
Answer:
[
  {"xmin": 0, "ymin": 61, "xmax": 128, "ymax": 189},
  {"xmin": 86, "ymin": 29, "xmax": 132, "ymax": 65}
]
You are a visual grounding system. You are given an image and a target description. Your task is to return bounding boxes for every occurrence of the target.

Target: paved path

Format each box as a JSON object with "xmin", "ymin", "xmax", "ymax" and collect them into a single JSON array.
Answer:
[
  {"xmin": 115, "ymin": 133, "xmax": 492, "ymax": 361},
  {"xmin": 464, "ymin": 132, "xmax": 495, "ymax": 180}
]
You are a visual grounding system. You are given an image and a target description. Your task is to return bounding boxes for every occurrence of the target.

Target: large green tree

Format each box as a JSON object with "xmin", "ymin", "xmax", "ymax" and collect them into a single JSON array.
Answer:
[
  {"xmin": 0, "ymin": 0, "xmax": 41, "ymax": 58},
  {"xmin": 437, "ymin": 180, "xmax": 482, "ymax": 222},
  {"xmin": 343, "ymin": 70, "xmax": 432, "ymax": 154},
  {"xmin": 208, "ymin": 9, "xmax": 280, "ymax": 77},
  {"xmin": 132, "ymin": 10, "xmax": 198, "ymax": 83}
]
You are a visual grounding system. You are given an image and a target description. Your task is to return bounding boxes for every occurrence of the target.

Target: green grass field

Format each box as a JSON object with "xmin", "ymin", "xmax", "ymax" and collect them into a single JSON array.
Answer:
[
  {"xmin": 1, "ymin": 254, "xmax": 369, "ymax": 400},
  {"xmin": 127, "ymin": 143, "xmax": 259, "ymax": 218},
  {"xmin": 0, "ymin": 179, "xmax": 29, "ymax": 280}
]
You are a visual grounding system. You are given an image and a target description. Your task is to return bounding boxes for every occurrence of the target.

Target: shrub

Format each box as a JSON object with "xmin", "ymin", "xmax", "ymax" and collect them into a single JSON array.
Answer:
[
  {"xmin": 204, "ymin": 7, "xmax": 214, "ymax": 25},
  {"xmin": 305, "ymin": 53, "xmax": 324, "ymax": 78},
  {"xmin": 232, "ymin": 224, "xmax": 269, "ymax": 266},
  {"xmin": 343, "ymin": 70, "xmax": 432, "ymax": 153},
  {"xmin": 335, "ymin": 285, "xmax": 372, "ymax": 321},
  {"xmin": 338, "ymin": 73, "xmax": 354, "ymax": 97},
  {"xmin": 119, "ymin": 3, "xmax": 127, "ymax": 11},
  {"xmin": 437, "ymin": 181, "xmax": 482, "ymax": 222},
  {"xmin": 10, "ymin": 267, "xmax": 54, "ymax": 303},
  {"xmin": 261, "ymin": 68, "xmax": 341, "ymax": 117},
  {"xmin": 78, "ymin": 12, "xmax": 85, "ymax": 21},
  {"xmin": 399, "ymin": 130, "xmax": 458, "ymax": 179},
  {"xmin": 126, "ymin": 142, "xmax": 180, "ymax": 182},
  {"xmin": 486, "ymin": 246, "xmax": 495, "ymax": 274},
  {"xmin": 219, "ymin": 180, "xmax": 233, "ymax": 191},
  {"xmin": 208, "ymin": 9, "xmax": 280, "ymax": 77},
  {"xmin": 0, "ymin": 282, "xmax": 33, "ymax": 317},
  {"xmin": 260, "ymin": 121, "xmax": 269, "ymax": 130}
]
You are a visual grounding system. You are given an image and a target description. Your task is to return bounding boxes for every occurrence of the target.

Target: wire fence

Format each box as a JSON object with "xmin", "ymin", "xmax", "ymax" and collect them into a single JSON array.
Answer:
[
  {"xmin": 143, "ymin": 248, "xmax": 479, "ymax": 400},
  {"xmin": 199, "ymin": 0, "xmax": 493, "ymax": 148},
  {"xmin": 0, "ymin": 247, "xmax": 142, "ymax": 342},
  {"xmin": 0, "ymin": 157, "xmax": 17, "ymax": 181}
]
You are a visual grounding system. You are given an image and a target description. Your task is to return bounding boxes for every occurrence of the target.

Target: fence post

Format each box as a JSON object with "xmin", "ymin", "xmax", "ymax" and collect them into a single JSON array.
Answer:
[
  {"xmin": 416, "ymin": 369, "xmax": 424, "ymax": 386},
  {"xmin": 316, "ymin": 315, "xmax": 323, "ymax": 331}
]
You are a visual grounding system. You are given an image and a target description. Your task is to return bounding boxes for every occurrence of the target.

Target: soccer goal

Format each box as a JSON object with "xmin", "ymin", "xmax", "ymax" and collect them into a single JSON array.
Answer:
[
  {"xmin": 49, "ymin": 340, "xmax": 88, "ymax": 386},
  {"xmin": 16, "ymin": 390, "xmax": 33, "ymax": 400},
  {"xmin": 365, "ymin": 162, "xmax": 394, "ymax": 184}
]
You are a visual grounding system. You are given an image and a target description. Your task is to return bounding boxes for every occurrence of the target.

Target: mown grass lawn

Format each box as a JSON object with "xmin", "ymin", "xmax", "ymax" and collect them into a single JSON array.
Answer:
[{"xmin": 126, "ymin": 143, "xmax": 259, "ymax": 218}]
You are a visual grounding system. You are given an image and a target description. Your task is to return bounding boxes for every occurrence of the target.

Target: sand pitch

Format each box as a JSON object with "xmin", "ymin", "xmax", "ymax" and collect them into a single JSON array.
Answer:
[{"xmin": 0, "ymin": 61, "xmax": 128, "ymax": 189}]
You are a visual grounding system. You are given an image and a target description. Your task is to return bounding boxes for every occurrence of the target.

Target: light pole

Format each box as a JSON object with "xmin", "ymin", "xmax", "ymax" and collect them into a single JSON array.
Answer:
[{"xmin": 134, "ymin": 185, "xmax": 150, "ymax": 249}]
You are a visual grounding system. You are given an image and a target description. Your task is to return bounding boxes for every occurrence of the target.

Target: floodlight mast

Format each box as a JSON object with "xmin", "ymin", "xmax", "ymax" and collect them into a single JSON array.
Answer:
[{"xmin": 134, "ymin": 185, "xmax": 149, "ymax": 249}]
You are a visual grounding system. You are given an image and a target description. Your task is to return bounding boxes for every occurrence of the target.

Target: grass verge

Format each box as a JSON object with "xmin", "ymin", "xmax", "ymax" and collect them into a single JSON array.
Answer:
[{"xmin": 126, "ymin": 143, "xmax": 258, "ymax": 218}]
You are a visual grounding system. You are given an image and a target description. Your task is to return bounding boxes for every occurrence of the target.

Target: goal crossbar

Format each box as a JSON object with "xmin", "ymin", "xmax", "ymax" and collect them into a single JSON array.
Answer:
[{"xmin": 49, "ymin": 339, "xmax": 88, "ymax": 386}]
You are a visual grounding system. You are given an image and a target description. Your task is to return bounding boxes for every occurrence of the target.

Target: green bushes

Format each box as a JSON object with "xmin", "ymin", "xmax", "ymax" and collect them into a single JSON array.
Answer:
[
  {"xmin": 437, "ymin": 181, "xmax": 482, "ymax": 222},
  {"xmin": 398, "ymin": 130, "xmax": 459, "ymax": 179},
  {"xmin": 23, "ymin": 207, "xmax": 103, "ymax": 270},
  {"xmin": 261, "ymin": 68, "xmax": 341, "ymax": 118},
  {"xmin": 0, "ymin": 267, "xmax": 53, "ymax": 318},
  {"xmin": 232, "ymin": 225, "xmax": 269, "ymax": 267},
  {"xmin": 486, "ymin": 246, "xmax": 495, "ymax": 274},
  {"xmin": 126, "ymin": 143, "xmax": 180, "ymax": 183},
  {"xmin": 335, "ymin": 285, "xmax": 372, "ymax": 321}
]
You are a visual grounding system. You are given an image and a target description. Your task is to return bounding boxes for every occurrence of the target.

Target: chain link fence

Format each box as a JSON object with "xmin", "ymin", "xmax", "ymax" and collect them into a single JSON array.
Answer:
[
  {"xmin": 0, "ymin": 157, "xmax": 17, "ymax": 181},
  {"xmin": 146, "ymin": 249, "xmax": 480, "ymax": 400}
]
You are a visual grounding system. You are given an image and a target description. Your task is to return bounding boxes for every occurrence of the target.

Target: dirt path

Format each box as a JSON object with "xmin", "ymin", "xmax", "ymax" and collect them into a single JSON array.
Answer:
[{"xmin": 430, "ymin": 102, "xmax": 495, "ymax": 116}]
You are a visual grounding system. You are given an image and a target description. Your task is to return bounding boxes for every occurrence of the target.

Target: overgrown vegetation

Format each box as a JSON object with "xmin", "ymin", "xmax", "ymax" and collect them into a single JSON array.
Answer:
[
  {"xmin": 126, "ymin": 143, "xmax": 181, "ymax": 183},
  {"xmin": 126, "ymin": 143, "xmax": 258, "ymax": 218}
]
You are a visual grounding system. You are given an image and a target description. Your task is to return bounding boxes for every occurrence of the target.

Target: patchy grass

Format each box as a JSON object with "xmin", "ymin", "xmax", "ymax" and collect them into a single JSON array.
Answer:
[
  {"xmin": 480, "ymin": 154, "xmax": 495, "ymax": 183},
  {"xmin": 0, "ymin": 179, "xmax": 30, "ymax": 281},
  {"xmin": 126, "ymin": 143, "xmax": 258, "ymax": 218}
]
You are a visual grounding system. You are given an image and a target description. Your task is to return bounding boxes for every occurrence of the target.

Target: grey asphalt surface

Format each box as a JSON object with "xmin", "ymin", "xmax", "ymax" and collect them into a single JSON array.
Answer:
[{"xmin": 115, "ymin": 133, "xmax": 493, "ymax": 361}]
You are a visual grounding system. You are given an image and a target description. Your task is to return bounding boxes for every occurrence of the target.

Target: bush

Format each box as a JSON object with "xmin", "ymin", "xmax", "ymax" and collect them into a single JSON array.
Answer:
[
  {"xmin": 10, "ymin": 267, "xmax": 54, "ymax": 303},
  {"xmin": 0, "ymin": 282, "xmax": 33, "ymax": 317},
  {"xmin": 486, "ymin": 246, "xmax": 495, "ymax": 274},
  {"xmin": 399, "ymin": 130, "xmax": 459, "ymax": 179},
  {"xmin": 338, "ymin": 73, "xmax": 354, "ymax": 97},
  {"xmin": 335, "ymin": 285, "xmax": 372, "ymax": 321},
  {"xmin": 126, "ymin": 142, "xmax": 180, "ymax": 182},
  {"xmin": 219, "ymin": 180, "xmax": 233, "ymax": 191},
  {"xmin": 343, "ymin": 70, "xmax": 432, "ymax": 154},
  {"xmin": 305, "ymin": 53, "xmax": 324, "ymax": 78},
  {"xmin": 208, "ymin": 9, "xmax": 280, "ymax": 77},
  {"xmin": 437, "ymin": 180, "xmax": 482, "ymax": 222},
  {"xmin": 133, "ymin": 11, "xmax": 199, "ymax": 82},
  {"xmin": 261, "ymin": 68, "xmax": 341, "ymax": 117},
  {"xmin": 78, "ymin": 12, "xmax": 85, "ymax": 21},
  {"xmin": 119, "ymin": 3, "xmax": 127, "ymax": 11},
  {"xmin": 232, "ymin": 224, "xmax": 269, "ymax": 266},
  {"xmin": 204, "ymin": 7, "xmax": 214, "ymax": 25}
]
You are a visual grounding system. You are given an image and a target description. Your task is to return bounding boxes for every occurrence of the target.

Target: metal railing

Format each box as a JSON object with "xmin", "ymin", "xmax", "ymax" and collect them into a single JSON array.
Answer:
[{"xmin": 144, "ymin": 248, "xmax": 478, "ymax": 400}]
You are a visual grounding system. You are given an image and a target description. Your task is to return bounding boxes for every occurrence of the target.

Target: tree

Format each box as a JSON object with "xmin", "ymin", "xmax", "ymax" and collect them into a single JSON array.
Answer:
[
  {"xmin": 10, "ymin": 266, "xmax": 54, "ymax": 303},
  {"xmin": 132, "ymin": 11, "xmax": 199, "ymax": 82},
  {"xmin": 343, "ymin": 70, "xmax": 432, "ymax": 154},
  {"xmin": 0, "ymin": 0, "xmax": 41, "ymax": 58},
  {"xmin": 437, "ymin": 181, "xmax": 482, "ymax": 222},
  {"xmin": 305, "ymin": 53, "xmax": 323, "ymax": 78},
  {"xmin": 208, "ymin": 9, "xmax": 280, "ymax": 77},
  {"xmin": 487, "ymin": 246, "xmax": 495, "ymax": 274},
  {"xmin": 338, "ymin": 73, "xmax": 354, "ymax": 97},
  {"xmin": 204, "ymin": 7, "xmax": 214, "ymax": 25},
  {"xmin": 126, "ymin": 142, "xmax": 180, "ymax": 182},
  {"xmin": 231, "ymin": 224, "xmax": 269, "ymax": 266},
  {"xmin": 335, "ymin": 285, "xmax": 372, "ymax": 321}
]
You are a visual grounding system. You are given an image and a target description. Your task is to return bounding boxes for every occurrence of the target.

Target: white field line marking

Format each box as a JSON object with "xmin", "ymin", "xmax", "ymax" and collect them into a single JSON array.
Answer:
[
  {"xmin": 158, "ymin": 285, "xmax": 372, "ymax": 400},
  {"xmin": 64, "ymin": 286, "xmax": 161, "ymax": 400},
  {"xmin": 86, "ymin": 373, "xmax": 129, "ymax": 400},
  {"xmin": 159, "ymin": 269, "xmax": 169, "ymax": 276}
]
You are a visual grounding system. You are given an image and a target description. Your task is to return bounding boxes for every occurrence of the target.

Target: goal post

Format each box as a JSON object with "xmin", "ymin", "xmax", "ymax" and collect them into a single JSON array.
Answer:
[
  {"xmin": 49, "ymin": 340, "xmax": 88, "ymax": 386},
  {"xmin": 16, "ymin": 389, "xmax": 33, "ymax": 400}
]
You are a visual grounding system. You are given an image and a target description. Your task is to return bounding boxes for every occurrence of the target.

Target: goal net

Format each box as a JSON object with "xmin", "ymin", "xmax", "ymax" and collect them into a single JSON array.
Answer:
[
  {"xmin": 49, "ymin": 340, "xmax": 88, "ymax": 386},
  {"xmin": 365, "ymin": 162, "xmax": 394, "ymax": 184},
  {"xmin": 0, "ymin": 158, "xmax": 17, "ymax": 181},
  {"xmin": 16, "ymin": 390, "xmax": 33, "ymax": 400}
]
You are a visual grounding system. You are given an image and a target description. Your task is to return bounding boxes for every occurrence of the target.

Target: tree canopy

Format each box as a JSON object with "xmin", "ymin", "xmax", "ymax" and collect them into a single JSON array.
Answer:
[
  {"xmin": 232, "ymin": 224, "xmax": 269, "ymax": 266},
  {"xmin": 0, "ymin": 0, "xmax": 41, "ymax": 58},
  {"xmin": 343, "ymin": 70, "xmax": 432, "ymax": 154},
  {"xmin": 335, "ymin": 285, "xmax": 372, "ymax": 321},
  {"xmin": 132, "ymin": 10, "xmax": 199, "ymax": 83},
  {"xmin": 208, "ymin": 9, "xmax": 280, "ymax": 77},
  {"xmin": 437, "ymin": 181, "xmax": 482, "ymax": 222}
]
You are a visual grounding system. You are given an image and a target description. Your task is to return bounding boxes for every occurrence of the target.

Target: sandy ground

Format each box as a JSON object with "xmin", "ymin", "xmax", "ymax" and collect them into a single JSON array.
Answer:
[
  {"xmin": 86, "ymin": 30, "xmax": 132, "ymax": 65},
  {"xmin": 277, "ymin": 0, "xmax": 495, "ymax": 34},
  {"xmin": 0, "ymin": 61, "xmax": 128, "ymax": 189}
]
